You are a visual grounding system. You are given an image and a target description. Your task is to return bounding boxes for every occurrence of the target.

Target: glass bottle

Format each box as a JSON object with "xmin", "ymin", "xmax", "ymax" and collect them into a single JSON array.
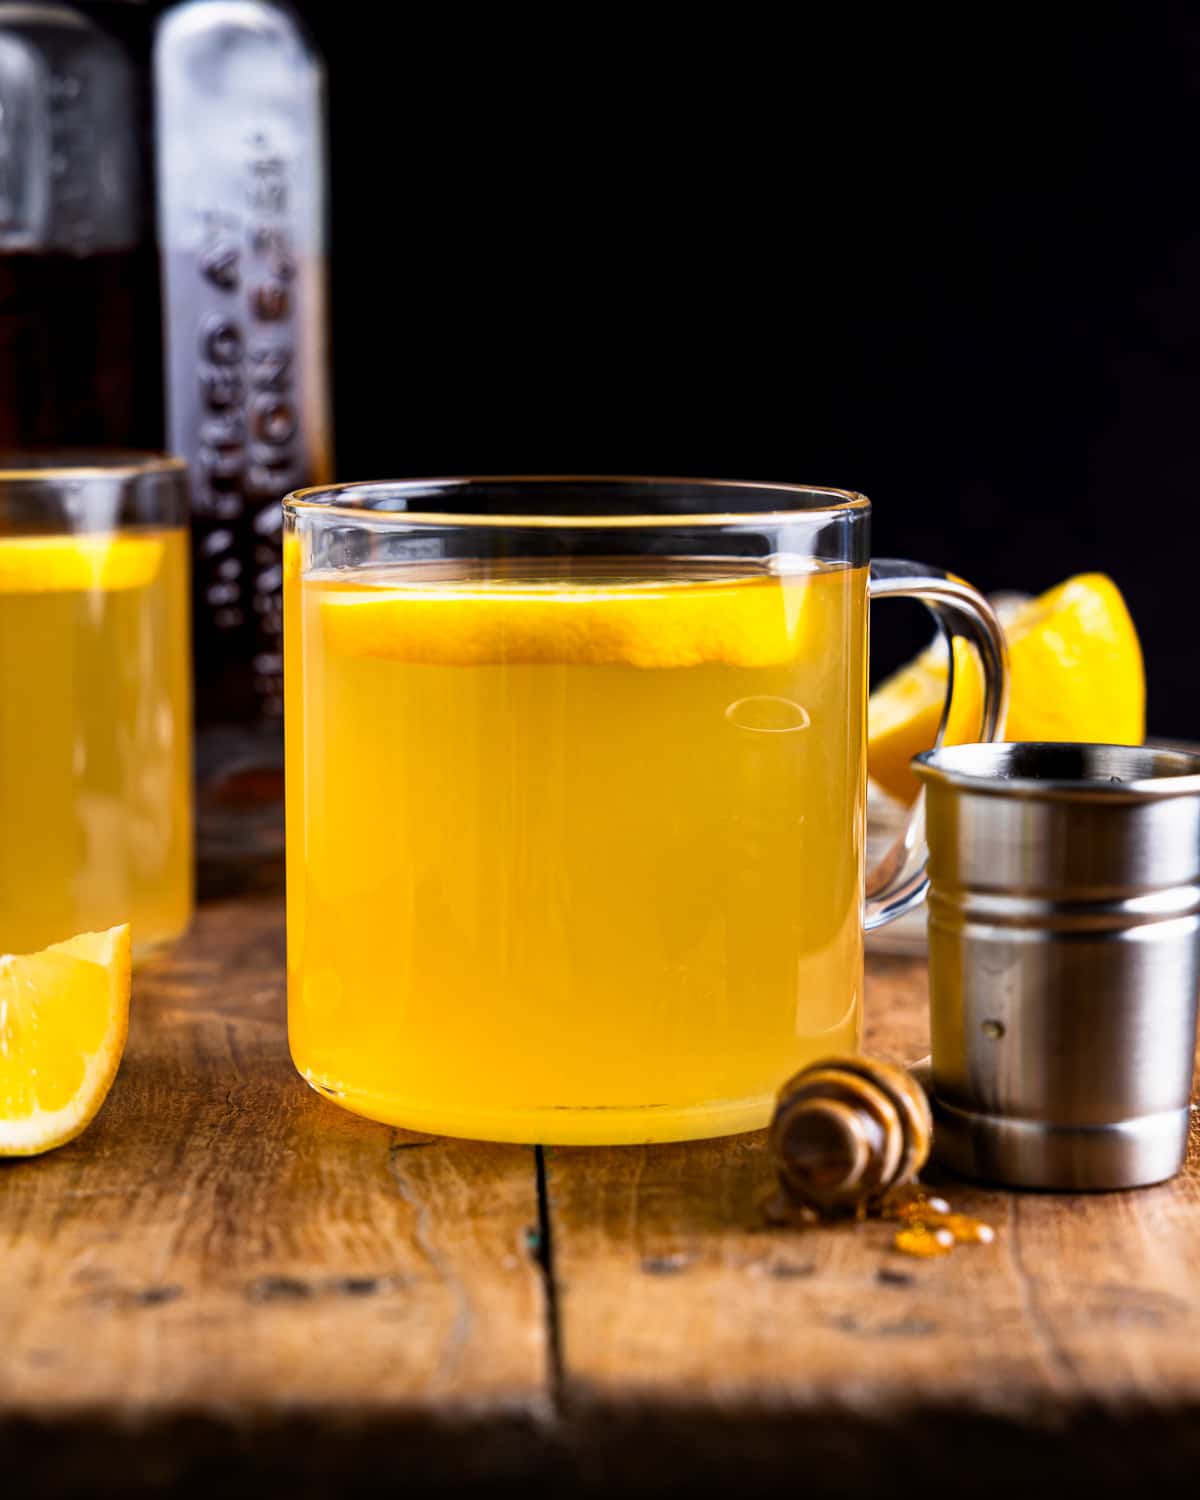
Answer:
[
  {"xmin": 155, "ymin": 0, "xmax": 331, "ymax": 865},
  {"xmin": 0, "ymin": 1, "xmax": 161, "ymax": 448}
]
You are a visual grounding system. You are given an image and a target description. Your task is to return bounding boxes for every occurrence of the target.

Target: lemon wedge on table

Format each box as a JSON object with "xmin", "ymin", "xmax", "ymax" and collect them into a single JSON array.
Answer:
[
  {"xmin": 320, "ymin": 575, "xmax": 808, "ymax": 670},
  {"xmin": 0, "ymin": 925, "xmax": 132, "ymax": 1156},
  {"xmin": 868, "ymin": 573, "xmax": 1146, "ymax": 804},
  {"xmin": 0, "ymin": 535, "xmax": 164, "ymax": 593}
]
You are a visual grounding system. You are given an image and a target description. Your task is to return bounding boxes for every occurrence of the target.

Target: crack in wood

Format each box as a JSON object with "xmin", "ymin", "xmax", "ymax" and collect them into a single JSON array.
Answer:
[
  {"xmin": 245, "ymin": 1276, "xmax": 313, "ymax": 1304},
  {"xmin": 641, "ymin": 1254, "xmax": 692, "ymax": 1276},
  {"xmin": 88, "ymin": 1283, "xmax": 184, "ymax": 1310},
  {"xmin": 534, "ymin": 1147, "xmax": 565, "ymax": 1414}
]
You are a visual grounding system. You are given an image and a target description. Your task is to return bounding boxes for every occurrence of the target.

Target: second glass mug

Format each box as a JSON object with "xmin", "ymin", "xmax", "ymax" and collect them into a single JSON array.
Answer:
[
  {"xmin": 283, "ymin": 478, "xmax": 1007, "ymax": 1145},
  {"xmin": 0, "ymin": 454, "xmax": 193, "ymax": 958}
]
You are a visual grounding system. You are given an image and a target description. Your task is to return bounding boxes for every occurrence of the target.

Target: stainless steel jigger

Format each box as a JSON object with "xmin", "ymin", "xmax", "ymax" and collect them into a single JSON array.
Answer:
[{"xmin": 912, "ymin": 742, "xmax": 1200, "ymax": 1191}]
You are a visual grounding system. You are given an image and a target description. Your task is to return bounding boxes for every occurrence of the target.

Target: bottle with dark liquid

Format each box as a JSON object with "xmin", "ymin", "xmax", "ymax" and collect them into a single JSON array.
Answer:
[
  {"xmin": 0, "ymin": 1, "xmax": 161, "ymax": 449},
  {"xmin": 155, "ymin": 0, "xmax": 330, "ymax": 866}
]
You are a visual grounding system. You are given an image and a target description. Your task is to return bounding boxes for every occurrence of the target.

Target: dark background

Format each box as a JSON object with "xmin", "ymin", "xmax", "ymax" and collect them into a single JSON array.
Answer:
[
  {"xmin": 307, "ymin": 4, "xmax": 1199, "ymax": 733},
  {"xmin": 101, "ymin": 3, "xmax": 1200, "ymax": 734}
]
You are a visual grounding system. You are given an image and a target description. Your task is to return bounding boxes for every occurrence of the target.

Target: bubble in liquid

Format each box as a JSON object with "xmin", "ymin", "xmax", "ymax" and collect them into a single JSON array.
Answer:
[{"xmin": 724, "ymin": 696, "xmax": 811, "ymax": 733}]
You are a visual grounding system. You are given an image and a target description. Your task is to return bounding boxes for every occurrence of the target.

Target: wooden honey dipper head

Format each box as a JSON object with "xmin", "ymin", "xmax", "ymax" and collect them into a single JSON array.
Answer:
[{"xmin": 768, "ymin": 1056, "xmax": 933, "ymax": 1215}]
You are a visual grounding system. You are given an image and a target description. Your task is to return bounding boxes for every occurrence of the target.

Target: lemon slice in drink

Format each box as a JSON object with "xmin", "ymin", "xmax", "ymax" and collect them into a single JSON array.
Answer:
[
  {"xmin": 0, "ymin": 924, "xmax": 132, "ymax": 1156},
  {"xmin": 320, "ymin": 574, "xmax": 808, "ymax": 669},
  {"xmin": 0, "ymin": 535, "xmax": 165, "ymax": 593},
  {"xmin": 869, "ymin": 572, "xmax": 1145, "ymax": 803}
]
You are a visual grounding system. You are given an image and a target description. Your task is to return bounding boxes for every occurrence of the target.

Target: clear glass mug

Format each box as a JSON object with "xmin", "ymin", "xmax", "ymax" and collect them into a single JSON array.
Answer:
[
  {"xmin": 283, "ymin": 478, "xmax": 1006, "ymax": 1144},
  {"xmin": 0, "ymin": 454, "xmax": 193, "ymax": 958}
]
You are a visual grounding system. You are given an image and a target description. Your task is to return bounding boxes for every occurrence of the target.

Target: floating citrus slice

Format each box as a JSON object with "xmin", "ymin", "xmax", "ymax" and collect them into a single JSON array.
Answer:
[
  {"xmin": 320, "ymin": 574, "xmax": 809, "ymax": 669},
  {"xmin": 0, "ymin": 924, "xmax": 132, "ymax": 1156},
  {"xmin": 0, "ymin": 535, "xmax": 165, "ymax": 593}
]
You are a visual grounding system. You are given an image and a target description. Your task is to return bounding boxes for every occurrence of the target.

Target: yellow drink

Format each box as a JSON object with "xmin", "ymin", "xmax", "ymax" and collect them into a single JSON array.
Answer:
[
  {"xmin": 286, "ymin": 558, "xmax": 867, "ymax": 1144},
  {"xmin": 0, "ymin": 531, "xmax": 193, "ymax": 956}
]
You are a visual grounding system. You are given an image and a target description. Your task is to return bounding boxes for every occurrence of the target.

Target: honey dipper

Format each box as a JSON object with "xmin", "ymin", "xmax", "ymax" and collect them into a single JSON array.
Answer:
[{"xmin": 765, "ymin": 1056, "xmax": 933, "ymax": 1222}]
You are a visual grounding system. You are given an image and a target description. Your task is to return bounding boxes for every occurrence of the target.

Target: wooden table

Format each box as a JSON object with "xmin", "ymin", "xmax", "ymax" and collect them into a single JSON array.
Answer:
[{"xmin": 3, "ymin": 878, "xmax": 1200, "ymax": 1498}]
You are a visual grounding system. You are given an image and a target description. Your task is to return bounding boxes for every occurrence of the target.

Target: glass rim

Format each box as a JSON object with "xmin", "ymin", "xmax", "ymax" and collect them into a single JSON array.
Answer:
[
  {"xmin": 283, "ymin": 474, "xmax": 871, "ymax": 528},
  {"xmin": 0, "ymin": 451, "xmax": 187, "ymax": 483}
]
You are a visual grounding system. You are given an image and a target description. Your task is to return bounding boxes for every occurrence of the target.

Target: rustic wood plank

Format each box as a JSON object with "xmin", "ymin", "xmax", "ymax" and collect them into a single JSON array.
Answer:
[
  {"xmin": 544, "ymin": 954, "xmax": 1200, "ymax": 1493},
  {"xmin": 0, "ymin": 888, "xmax": 550, "ymax": 1474},
  {"xmin": 7, "ymin": 897, "xmax": 1200, "ymax": 1497}
]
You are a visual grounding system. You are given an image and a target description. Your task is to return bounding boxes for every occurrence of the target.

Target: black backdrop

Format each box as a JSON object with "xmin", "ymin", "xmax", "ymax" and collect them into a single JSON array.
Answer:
[{"xmin": 306, "ymin": 7, "xmax": 1198, "ymax": 734}]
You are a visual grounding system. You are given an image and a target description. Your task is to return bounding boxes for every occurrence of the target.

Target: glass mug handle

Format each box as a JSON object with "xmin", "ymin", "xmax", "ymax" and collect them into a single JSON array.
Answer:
[{"xmin": 864, "ymin": 559, "xmax": 1010, "ymax": 931}]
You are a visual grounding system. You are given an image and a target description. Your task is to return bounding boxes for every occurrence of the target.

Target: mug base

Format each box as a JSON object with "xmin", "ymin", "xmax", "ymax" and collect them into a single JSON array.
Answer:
[{"xmin": 300, "ymin": 1072, "xmax": 774, "ymax": 1145}]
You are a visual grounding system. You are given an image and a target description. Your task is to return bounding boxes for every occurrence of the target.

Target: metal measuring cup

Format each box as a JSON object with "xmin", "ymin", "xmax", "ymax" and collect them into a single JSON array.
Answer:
[{"xmin": 912, "ymin": 742, "xmax": 1200, "ymax": 1190}]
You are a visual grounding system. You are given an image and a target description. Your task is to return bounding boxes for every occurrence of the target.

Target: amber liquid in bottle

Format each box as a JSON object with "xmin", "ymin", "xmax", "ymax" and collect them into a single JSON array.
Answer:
[{"xmin": 0, "ymin": 3, "xmax": 161, "ymax": 448}]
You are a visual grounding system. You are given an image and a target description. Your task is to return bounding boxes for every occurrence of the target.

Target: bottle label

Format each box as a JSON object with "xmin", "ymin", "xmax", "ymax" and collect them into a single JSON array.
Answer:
[{"xmin": 156, "ymin": 3, "xmax": 330, "ymax": 726}]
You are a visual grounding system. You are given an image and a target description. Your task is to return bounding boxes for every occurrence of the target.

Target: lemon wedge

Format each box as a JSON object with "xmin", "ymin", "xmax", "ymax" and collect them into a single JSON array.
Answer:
[
  {"xmin": 320, "ymin": 575, "xmax": 807, "ymax": 669},
  {"xmin": 0, "ymin": 535, "xmax": 165, "ymax": 593},
  {"xmin": 869, "ymin": 573, "xmax": 1145, "ymax": 803},
  {"xmin": 0, "ymin": 924, "xmax": 132, "ymax": 1156}
]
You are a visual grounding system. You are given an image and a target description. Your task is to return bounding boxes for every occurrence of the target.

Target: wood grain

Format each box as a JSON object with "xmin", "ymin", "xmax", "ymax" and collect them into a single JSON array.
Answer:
[
  {"xmin": 0, "ymin": 889, "xmax": 551, "ymax": 1493},
  {"xmin": 545, "ymin": 956, "xmax": 1200, "ymax": 1495},
  {"xmin": 5, "ymin": 897, "xmax": 1200, "ymax": 1498}
]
